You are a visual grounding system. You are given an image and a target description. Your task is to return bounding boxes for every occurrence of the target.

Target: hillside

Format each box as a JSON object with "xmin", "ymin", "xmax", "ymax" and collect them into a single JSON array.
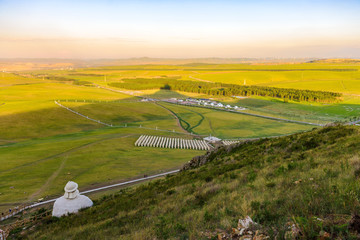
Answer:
[{"xmin": 11, "ymin": 125, "xmax": 360, "ymax": 239}]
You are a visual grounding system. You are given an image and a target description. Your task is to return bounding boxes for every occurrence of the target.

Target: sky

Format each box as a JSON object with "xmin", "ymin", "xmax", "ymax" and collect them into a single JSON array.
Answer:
[{"xmin": 0, "ymin": 0, "xmax": 360, "ymax": 59}]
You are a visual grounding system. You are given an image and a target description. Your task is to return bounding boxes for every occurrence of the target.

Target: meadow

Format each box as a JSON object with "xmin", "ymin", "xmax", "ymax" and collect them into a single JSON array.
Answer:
[
  {"xmin": 26, "ymin": 61, "xmax": 360, "ymax": 123},
  {"xmin": 0, "ymin": 127, "xmax": 202, "ymax": 212},
  {"xmin": 157, "ymin": 102, "xmax": 312, "ymax": 139},
  {"xmin": 19, "ymin": 126, "xmax": 360, "ymax": 239},
  {"xmin": 1, "ymin": 61, "xmax": 360, "ymax": 214}
]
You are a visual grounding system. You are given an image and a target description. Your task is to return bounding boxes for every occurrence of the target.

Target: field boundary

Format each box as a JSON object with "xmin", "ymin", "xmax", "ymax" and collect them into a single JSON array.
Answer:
[{"xmin": 54, "ymin": 100, "xmax": 206, "ymax": 136}]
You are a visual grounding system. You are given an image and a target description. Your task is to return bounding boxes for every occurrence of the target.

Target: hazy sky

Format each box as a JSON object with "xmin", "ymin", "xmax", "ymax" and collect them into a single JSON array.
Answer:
[{"xmin": 1, "ymin": 0, "xmax": 360, "ymax": 58}]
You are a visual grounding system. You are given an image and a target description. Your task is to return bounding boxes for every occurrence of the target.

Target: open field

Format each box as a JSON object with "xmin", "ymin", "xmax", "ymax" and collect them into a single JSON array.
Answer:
[
  {"xmin": 222, "ymin": 95, "xmax": 360, "ymax": 124},
  {"xmin": 1, "ymin": 62, "xmax": 360, "ymax": 215},
  {"xmin": 139, "ymin": 90, "xmax": 360, "ymax": 124},
  {"xmin": 24, "ymin": 62, "xmax": 360, "ymax": 124},
  {"xmin": 60, "ymin": 101, "xmax": 180, "ymax": 130},
  {"xmin": 56, "ymin": 98, "xmax": 314, "ymax": 139},
  {"xmin": 157, "ymin": 102, "xmax": 313, "ymax": 139},
  {"xmin": 0, "ymin": 73, "xmax": 204, "ymax": 211},
  {"xmin": 0, "ymin": 81, "xmax": 132, "ymax": 141},
  {"xmin": 0, "ymin": 127, "xmax": 203, "ymax": 211},
  {"xmin": 25, "ymin": 62, "xmax": 360, "ymax": 95}
]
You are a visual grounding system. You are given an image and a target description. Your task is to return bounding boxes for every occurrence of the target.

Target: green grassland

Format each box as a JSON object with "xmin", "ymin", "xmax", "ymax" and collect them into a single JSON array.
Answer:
[
  {"xmin": 0, "ymin": 81, "xmax": 133, "ymax": 141},
  {"xmin": 0, "ymin": 127, "xmax": 202, "ymax": 210},
  {"xmin": 61, "ymin": 101, "xmax": 180, "ymax": 130},
  {"xmin": 191, "ymin": 69, "xmax": 360, "ymax": 94},
  {"xmin": 26, "ymin": 62, "xmax": 360, "ymax": 124},
  {"xmin": 0, "ymin": 73, "xmax": 204, "ymax": 211},
  {"xmin": 140, "ymin": 90, "xmax": 360, "ymax": 124},
  {"xmin": 0, "ymin": 72, "xmax": 51, "ymax": 86},
  {"xmin": 1, "ymin": 61, "xmax": 360, "ymax": 218},
  {"xmin": 26, "ymin": 62, "xmax": 360, "ymax": 94},
  {"xmin": 157, "ymin": 102, "xmax": 313, "ymax": 139},
  {"xmin": 16, "ymin": 126, "xmax": 360, "ymax": 239},
  {"xmin": 222, "ymin": 96, "xmax": 360, "ymax": 124}
]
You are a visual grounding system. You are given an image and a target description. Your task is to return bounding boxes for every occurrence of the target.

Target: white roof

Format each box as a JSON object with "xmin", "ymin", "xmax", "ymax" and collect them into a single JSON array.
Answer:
[{"xmin": 204, "ymin": 136, "xmax": 221, "ymax": 142}]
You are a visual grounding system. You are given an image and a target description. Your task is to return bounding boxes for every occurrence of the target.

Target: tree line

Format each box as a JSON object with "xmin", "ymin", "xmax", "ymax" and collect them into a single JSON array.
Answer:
[{"xmin": 109, "ymin": 77, "xmax": 342, "ymax": 103}]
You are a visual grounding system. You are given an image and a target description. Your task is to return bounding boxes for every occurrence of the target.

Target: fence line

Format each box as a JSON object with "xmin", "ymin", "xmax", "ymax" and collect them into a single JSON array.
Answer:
[
  {"xmin": 55, "ymin": 101, "xmax": 112, "ymax": 127},
  {"xmin": 0, "ymin": 210, "xmax": 51, "ymax": 240},
  {"xmin": 54, "ymin": 100, "xmax": 207, "ymax": 137}
]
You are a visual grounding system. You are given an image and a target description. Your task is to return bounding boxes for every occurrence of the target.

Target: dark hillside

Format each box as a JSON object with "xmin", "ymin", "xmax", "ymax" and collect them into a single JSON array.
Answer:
[{"xmin": 12, "ymin": 125, "xmax": 360, "ymax": 239}]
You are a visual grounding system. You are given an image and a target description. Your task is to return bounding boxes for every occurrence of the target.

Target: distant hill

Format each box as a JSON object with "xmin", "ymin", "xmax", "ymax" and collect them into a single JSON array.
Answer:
[
  {"xmin": 0, "ymin": 57, "xmax": 317, "ymax": 71},
  {"xmin": 309, "ymin": 58, "xmax": 360, "ymax": 64},
  {"xmin": 14, "ymin": 125, "xmax": 360, "ymax": 239}
]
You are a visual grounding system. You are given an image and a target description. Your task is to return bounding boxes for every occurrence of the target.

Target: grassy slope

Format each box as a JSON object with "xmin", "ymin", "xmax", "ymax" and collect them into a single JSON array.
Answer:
[{"xmin": 17, "ymin": 125, "xmax": 360, "ymax": 239}]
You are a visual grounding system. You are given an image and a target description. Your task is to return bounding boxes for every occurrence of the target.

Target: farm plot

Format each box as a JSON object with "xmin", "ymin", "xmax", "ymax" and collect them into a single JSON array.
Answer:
[{"xmin": 135, "ymin": 135, "xmax": 212, "ymax": 150}]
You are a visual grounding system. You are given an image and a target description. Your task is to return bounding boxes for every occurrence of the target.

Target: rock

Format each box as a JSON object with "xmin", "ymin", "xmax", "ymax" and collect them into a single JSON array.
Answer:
[
  {"xmin": 182, "ymin": 141, "xmax": 251, "ymax": 171},
  {"xmin": 238, "ymin": 216, "xmax": 256, "ymax": 229}
]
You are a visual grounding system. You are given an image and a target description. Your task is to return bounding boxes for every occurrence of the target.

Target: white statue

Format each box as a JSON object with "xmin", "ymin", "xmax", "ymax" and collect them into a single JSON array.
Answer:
[{"xmin": 52, "ymin": 181, "xmax": 93, "ymax": 217}]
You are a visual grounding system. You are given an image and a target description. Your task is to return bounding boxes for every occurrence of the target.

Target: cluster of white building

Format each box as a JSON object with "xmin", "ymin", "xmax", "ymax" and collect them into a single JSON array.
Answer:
[
  {"xmin": 165, "ymin": 98, "xmax": 246, "ymax": 111},
  {"xmin": 135, "ymin": 135, "xmax": 212, "ymax": 150}
]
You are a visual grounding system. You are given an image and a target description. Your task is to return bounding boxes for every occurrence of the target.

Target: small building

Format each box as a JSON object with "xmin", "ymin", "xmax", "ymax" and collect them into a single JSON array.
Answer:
[{"xmin": 204, "ymin": 136, "xmax": 221, "ymax": 143}]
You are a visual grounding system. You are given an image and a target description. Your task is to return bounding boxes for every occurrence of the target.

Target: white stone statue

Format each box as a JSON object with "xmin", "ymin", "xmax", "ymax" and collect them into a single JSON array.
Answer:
[{"xmin": 52, "ymin": 181, "xmax": 93, "ymax": 217}]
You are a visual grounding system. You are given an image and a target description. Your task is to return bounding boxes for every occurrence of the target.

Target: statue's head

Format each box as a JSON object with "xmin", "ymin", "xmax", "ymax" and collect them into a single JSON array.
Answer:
[{"xmin": 64, "ymin": 181, "xmax": 79, "ymax": 199}]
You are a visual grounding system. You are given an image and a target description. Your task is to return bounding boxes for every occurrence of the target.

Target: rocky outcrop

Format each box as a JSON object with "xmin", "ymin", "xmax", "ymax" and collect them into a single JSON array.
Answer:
[
  {"xmin": 217, "ymin": 216, "xmax": 269, "ymax": 240},
  {"xmin": 182, "ymin": 141, "xmax": 249, "ymax": 170}
]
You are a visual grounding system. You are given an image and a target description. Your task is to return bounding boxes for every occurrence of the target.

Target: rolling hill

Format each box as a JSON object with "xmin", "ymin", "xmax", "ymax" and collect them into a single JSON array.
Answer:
[{"xmin": 12, "ymin": 125, "xmax": 360, "ymax": 239}]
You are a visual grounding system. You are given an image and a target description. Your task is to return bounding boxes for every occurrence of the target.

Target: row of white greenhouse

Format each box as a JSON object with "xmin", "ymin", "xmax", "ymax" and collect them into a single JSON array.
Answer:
[
  {"xmin": 135, "ymin": 135, "xmax": 212, "ymax": 150},
  {"xmin": 222, "ymin": 140, "xmax": 241, "ymax": 146}
]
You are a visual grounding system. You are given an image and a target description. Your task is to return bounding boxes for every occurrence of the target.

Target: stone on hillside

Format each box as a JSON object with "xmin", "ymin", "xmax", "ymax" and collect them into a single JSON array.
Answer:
[
  {"xmin": 52, "ymin": 181, "xmax": 93, "ymax": 217},
  {"xmin": 238, "ymin": 216, "xmax": 256, "ymax": 229}
]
